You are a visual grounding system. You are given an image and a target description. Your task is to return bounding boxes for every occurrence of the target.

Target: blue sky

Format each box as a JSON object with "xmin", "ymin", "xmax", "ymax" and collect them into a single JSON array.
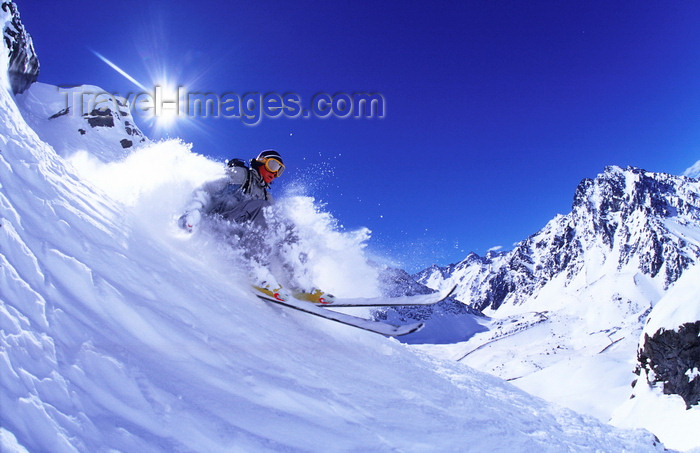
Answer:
[{"xmin": 18, "ymin": 1, "xmax": 700, "ymax": 271}]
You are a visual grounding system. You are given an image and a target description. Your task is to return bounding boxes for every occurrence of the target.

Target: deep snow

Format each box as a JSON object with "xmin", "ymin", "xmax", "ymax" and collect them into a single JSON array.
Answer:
[
  {"xmin": 610, "ymin": 265, "xmax": 700, "ymax": 452},
  {"xmin": 0, "ymin": 39, "xmax": 667, "ymax": 452}
]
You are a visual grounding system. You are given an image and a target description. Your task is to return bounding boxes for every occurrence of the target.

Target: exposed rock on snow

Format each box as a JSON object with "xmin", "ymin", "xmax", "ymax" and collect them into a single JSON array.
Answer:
[
  {"xmin": 15, "ymin": 82, "xmax": 148, "ymax": 162},
  {"xmin": 611, "ymin": 264, "xmax": 700, "ymax": 451},
  {"xmin": 1, "ymin": 1, "xmax": 38, "ymax": 94},
  {"xmin": 638, "ymin": 321, "xmax": 700, "ymax": 408},
  {"xmin": 634, "ymin": 263, "xmax": 700, "ymax": 410},
  {"xmin": 2, "ymin": 1, "xmax": 146, "ymax": 161}
]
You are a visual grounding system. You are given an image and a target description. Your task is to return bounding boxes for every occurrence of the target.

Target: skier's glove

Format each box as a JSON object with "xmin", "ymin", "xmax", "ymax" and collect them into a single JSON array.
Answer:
[{"xmin": 178, "ymin": 210, "xmax": 201, "ymax": 233}]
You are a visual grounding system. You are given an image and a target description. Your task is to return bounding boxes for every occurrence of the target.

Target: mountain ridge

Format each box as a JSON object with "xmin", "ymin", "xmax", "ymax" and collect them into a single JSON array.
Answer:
[{"xmin": 417, "ymin": 165, "xmax": 700, "ymax": 313}]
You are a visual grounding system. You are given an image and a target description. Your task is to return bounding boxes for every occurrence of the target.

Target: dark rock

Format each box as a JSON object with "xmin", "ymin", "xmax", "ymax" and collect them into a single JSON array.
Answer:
[
  {"xmin": 2, "ymin": 1, "xmax": 39, "ymax": 94},
  {"xmin": 120, "ymin": 139, "xmax": 132, "ymax": 149},
  {"xmin": 84, "ymin": 108, "xmax": 115, "ymax": 128},
  {"xmin": 638, "ymin": 321, "xmax": 700, "ymax": 408},
  {"xmin": 49, "ymin": 108, "xmax": 70, "ymax": 119}
]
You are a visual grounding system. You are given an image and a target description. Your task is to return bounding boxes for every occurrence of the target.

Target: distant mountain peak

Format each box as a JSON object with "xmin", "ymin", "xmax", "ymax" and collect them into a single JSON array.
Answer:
[
  {"xmin": 684, "ymin": 159, "xmax": 700, "ymax": 179},
  {"xmin": 418, "ymin": 166, "xmax": 700, "ymax": 312}
]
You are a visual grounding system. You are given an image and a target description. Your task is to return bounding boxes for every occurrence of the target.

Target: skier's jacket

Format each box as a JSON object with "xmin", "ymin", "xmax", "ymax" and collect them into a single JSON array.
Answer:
[{"xmin": 181, "ymin": 163, "xmax": 273, "ymax": 225}]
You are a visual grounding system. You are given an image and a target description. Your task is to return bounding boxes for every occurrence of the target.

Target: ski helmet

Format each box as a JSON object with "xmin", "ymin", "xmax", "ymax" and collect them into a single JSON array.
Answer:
[{"xmin": 256, "ymin": 149, "xmax": 283, "ymax": 164}]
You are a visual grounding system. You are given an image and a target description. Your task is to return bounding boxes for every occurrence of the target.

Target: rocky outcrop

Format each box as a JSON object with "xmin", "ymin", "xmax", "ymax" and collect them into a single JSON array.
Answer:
[
  {"xmin": 77, "ymin": 98, "xmax": 146, "ymax": 148},
  {"xmin": 637, "ymin": 321, "xmax": 700, "ymax": 409},
  {"xmin": 16, "ymin": 83, "xmax": 149, "ymax": 161},
  {"xmin": 2, "ymin": 1, "xmax": 39, "ymax": 94},
  {"xmin": 3, "ymin": 2, "xmax": 147, "ymax": 161}
]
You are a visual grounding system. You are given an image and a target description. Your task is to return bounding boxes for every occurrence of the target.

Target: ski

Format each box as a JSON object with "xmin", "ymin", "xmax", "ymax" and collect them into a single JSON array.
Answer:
[
  {"xmin": 255, "ymin": 293, "xmax": 424, "ymax": 336},
  {"xmin": 317, "ymin": 285, "xmax": 457, "ymax": 307}
]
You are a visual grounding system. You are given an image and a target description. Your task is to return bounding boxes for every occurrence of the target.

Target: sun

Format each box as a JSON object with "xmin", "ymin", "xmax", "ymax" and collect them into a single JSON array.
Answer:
[
  {"xmin": 92, "ymin": 50, "xmax": 198, "ymax": 137},
  {"xmin": 151, "ymin": 78, "xmax": 186, "ymax": 134}
]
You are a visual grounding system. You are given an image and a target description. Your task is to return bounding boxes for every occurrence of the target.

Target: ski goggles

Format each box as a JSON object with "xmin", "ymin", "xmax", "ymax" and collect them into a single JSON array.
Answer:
[{"xmin": 260, "ymin": 157, "xmax": 285, "ymax": 176}]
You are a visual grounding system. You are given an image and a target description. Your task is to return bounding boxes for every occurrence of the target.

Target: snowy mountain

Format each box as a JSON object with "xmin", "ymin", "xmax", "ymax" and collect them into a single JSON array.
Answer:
[
  {"xmin": 1, "ymin": 3, "xmax": 667, "ymax": 452},
  {"xmin": 16, "ymin": 81, "xmax": 148, "ymax": 162},
  {"xmin": 418, "ymin": 166, "xmax": 700, "ymax": 312},
  {"xmin": 684, "ymin": 159, "xmax": 700, "ymax": 179},
  {"xmin": 414, "ymin": 165, "xmax": 700, "ymax": 450},
  {"xmin": 4, "ymin": 1, "xmax": 146, "ymax": 162},
  {"xmin": 373, "ymin": 267, "xmax": 487, "ymax": 345}
]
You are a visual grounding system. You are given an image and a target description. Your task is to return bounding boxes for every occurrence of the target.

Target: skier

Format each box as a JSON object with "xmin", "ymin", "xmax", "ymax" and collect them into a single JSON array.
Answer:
[
  {"xmin": 178, "ymin": 149, "xmax": 333, "ymax": 304},
  {"xmin": 178, "ymin": 149, "xmax": 284, "ymax": 232}
]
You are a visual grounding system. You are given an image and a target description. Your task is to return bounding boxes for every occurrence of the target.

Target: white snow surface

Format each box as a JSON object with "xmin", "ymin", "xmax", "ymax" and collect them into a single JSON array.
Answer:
[
  {"xmin": 608, "ymin": 265, "xmax": 700, "ymax": 451},
  {"xmin": 15, "ymin": 81, "xmax": 148, "ymax": 162},
  {"xmin": 0, "ymin": 49, "xmax": 666, "ymax": 451},
  {"xmin": 617, "ymin": 263, "xmax": 700, "ymax": 452},
  {"xmin": 643, "ymin": 264, "xmax": 700, "ymax": 336},
  {"xmin": 612, "ymin": 372, "xmax": 700, "ymax": 452},
  {"xmin": 684, "ymin": 159, "xmax": 700, "ymax": 179}
]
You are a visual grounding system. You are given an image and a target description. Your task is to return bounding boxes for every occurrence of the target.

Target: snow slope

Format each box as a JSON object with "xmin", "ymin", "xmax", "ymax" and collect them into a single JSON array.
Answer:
[
  {"xmin": 414, "ymin": 164, "xmax": 700, "ymax": 450},
  {"xmin": 642, "ymin": 264, "xmax": 700, "ymax": 336},
  {"xmin": 0, "ymin": 14, "xmax": 665, "ymax": 452},
  {"xmin": 15, "ymin": 81, "xmax": 148, "ymax": 162},
  {"xmin": 611, "ymin": 265, "xmax": 700, "ymax": 451}
]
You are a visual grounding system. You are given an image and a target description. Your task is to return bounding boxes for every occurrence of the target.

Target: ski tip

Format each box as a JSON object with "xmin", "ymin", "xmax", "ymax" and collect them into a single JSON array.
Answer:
[
  {"xmin": 409, "ymin": 322, "xmax": 425, "ymax": 335},
  {"xmin": 442, "ymin": 284, "xmax": 458, "ymax": 300},
  {"xmin": 392, "ymin": 322, "xmax": 425, "ymax": 336}
]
